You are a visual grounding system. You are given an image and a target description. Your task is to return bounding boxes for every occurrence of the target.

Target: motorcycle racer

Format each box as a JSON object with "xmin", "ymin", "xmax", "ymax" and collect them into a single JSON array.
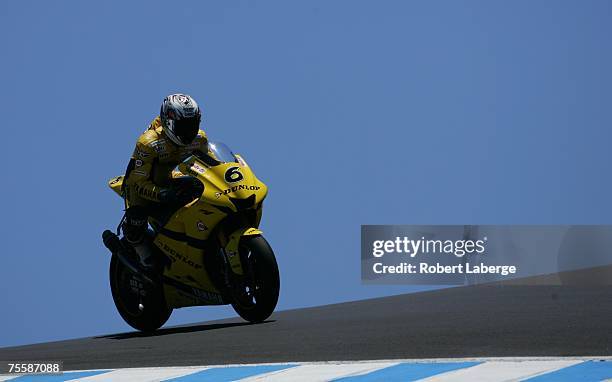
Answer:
[{"xmin": 122, "ymin": 94, "xmax": 209, "ymax": 250}]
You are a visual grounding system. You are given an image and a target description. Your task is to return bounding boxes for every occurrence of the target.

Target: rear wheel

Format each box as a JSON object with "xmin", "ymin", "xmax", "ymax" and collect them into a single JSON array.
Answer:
[
  {"xmin": 109, "ymin": 252, "xmax": 172, "ymax": 332},
  {"xmin": 231, "ymin": 236, "xmax": 280, "ymax": 323}
]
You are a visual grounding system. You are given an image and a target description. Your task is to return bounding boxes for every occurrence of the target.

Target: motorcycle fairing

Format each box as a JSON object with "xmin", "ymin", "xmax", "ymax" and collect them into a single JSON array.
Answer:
[
  {"xmin": 109, "ymin": 176, "xmax": 124, "ymax": 196},
  {"xmin": 177, "ymin": 155, "xmax": 268, "ymax": 213}
]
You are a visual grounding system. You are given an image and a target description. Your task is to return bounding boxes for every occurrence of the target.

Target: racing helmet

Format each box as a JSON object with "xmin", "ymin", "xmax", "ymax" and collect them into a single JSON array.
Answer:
[{"xmin": 160, "ymin": 93, "xmax": 202, "ymax": 146}]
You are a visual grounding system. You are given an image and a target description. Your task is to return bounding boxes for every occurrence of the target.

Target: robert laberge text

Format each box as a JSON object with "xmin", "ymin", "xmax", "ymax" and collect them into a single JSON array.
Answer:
[{"xmin": 372, "ymin": 262, "xmax": 517, "ymax": 276}]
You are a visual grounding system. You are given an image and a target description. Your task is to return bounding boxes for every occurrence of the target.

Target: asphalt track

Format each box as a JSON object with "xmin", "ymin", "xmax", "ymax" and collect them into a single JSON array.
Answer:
[{"xmin": 1, "ymin": 281, "xmax": 611, "ymax": 371}]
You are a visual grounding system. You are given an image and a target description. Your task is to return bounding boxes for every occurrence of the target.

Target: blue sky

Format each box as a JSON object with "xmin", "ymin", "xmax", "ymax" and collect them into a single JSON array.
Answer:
[{"xmin": 1, "ymin": 0, "xmax": 611, "ymax": 347}]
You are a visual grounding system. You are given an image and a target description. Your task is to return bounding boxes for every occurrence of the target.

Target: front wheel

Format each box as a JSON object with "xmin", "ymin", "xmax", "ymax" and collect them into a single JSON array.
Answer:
[
  {"xmin": 109, "ymin": 252, "xmax": 172, "ymax": 332},
  {"xmin": 231, "ymin": 236, "xmax": 280, "ymax": 323}
]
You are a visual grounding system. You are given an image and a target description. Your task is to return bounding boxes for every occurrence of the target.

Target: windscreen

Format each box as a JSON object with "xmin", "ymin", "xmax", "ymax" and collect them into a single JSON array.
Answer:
[{"xmin": 208, "ymin": 141, "xmax": 238, "ymax": 164}]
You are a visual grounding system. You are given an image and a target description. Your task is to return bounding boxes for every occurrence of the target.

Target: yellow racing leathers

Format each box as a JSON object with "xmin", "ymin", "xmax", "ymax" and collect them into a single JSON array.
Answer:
[{"xmin": 122, "ymin": 116, "xmax": 209, "ymax": 242}]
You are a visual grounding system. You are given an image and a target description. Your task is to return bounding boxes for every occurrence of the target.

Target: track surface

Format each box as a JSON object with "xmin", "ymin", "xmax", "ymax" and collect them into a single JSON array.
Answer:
[{"xmin": 1, "ymin": 284, "xmax": 611, "ymax": 370}]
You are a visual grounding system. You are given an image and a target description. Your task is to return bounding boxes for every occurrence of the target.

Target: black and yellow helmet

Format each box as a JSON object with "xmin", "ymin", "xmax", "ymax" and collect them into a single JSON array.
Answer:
[{"xmin": 160, "ymin": 93, "xmax": 202, "ymax": 146}]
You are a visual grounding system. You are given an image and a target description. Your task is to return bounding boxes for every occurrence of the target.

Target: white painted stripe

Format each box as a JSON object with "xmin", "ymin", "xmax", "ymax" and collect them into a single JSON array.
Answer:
[
  {"xmin": 235, "ymin": 365, "xmax": 302, "ymax": 381},
  {"xmin": 240, "ymin": 362, "xmax": 399, "ymax": 382},
  {"xmin": 74, "ymin": 366, "xmax": 208, "ymax": 382},
  {"xmin": 417, "ymin": 360, "xmax": 584, "ymax": 382},
  {"xmin": 2, "ymin": 358, "xmax": 606, "ymax": 382}
]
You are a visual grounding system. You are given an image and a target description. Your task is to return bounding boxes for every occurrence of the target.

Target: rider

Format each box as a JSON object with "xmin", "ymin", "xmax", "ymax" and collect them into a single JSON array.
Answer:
[
  {"xmin": 122, "ymin": 93, "xmax": 208, "ymax": 250},
  {"xmin": 121, "ymin": 93, "xmax": 233, "ymax": 300}
]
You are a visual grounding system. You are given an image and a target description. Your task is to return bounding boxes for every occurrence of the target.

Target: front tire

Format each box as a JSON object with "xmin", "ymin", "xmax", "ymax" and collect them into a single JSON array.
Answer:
[
  {"xmin": 109, "ymin": 253, "xmax": 172, "ymax": 332},
  {"xmin": 231, "ymin": 236, "xmax": 280, "ymax": 323}
]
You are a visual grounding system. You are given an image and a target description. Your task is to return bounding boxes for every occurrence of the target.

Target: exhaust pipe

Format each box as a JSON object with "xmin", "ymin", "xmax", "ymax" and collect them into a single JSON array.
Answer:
[{"xmin": 102, "ymin": 230, "xmax": 155, "ymax": 286}]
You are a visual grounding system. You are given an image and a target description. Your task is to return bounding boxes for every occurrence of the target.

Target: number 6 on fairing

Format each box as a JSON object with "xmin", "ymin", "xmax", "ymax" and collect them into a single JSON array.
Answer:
[{"xmin": 224, "ymin": 166, "xmax": 243, "ymax": 183}]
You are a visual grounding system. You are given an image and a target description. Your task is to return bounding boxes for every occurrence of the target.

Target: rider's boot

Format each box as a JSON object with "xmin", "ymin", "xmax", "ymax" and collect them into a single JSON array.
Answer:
[{"xmin": 122, "ymin": 206, "xmax": 155, "ymax": 269}]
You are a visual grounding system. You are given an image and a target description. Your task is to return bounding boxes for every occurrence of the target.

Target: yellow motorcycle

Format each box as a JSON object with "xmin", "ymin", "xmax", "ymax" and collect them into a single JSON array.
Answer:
[{"xmin": 102, "ymin": 142, "xmax": 279, "ymax": 332}]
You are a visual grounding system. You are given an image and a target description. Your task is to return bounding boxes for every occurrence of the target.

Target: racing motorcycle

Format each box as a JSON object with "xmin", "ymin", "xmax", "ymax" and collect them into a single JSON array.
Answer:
[{"xmin": 102, "ymin": 142, "xmax": 279, "ymax": 332}]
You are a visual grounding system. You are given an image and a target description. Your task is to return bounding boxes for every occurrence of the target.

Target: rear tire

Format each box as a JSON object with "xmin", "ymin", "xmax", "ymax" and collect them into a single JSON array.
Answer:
[
  {"xmin": 231, "ymin": 236, "xmax": 280, "ymax": 323},
  {"xmin": 109, "ymin": 253, "xmax": 172, "ymax": 332}
]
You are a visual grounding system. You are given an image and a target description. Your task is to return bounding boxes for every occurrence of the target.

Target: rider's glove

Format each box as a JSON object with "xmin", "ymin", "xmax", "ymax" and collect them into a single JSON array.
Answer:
[
  {"xmin": 159, "ymin": 179, "xmax": 200, "ymax": 205},
  {"xmin": 158, "ymin": 188, "xmax": 176, "ymax": 204},
  {"xmin": 158, "ymin": 186, "xmax": 189, "ymax": 204}
]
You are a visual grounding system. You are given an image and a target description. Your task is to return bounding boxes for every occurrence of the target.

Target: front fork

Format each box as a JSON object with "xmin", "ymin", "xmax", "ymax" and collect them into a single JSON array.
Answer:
[{"xmin": 217, "ymin": 227, "xmax": 262, "ymax": 301}]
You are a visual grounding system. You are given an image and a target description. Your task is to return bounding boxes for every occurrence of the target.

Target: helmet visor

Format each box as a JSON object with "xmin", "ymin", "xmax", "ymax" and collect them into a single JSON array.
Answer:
[{"xmin": 173, "ymin": 117, "xmax": 200, "ymax": 144}]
